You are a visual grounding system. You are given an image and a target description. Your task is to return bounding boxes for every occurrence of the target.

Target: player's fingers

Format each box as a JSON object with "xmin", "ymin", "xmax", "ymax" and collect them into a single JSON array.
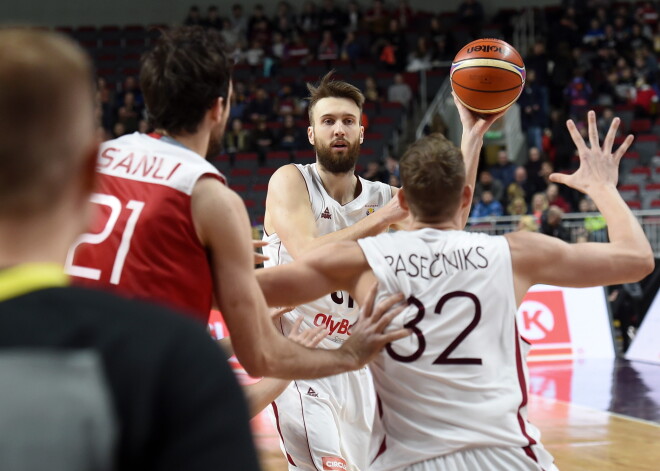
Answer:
[
  {"xmin": 252, "ymin": 240, "xmax": 268, "ymax": 248},
  {"xmin": 374, "ymin": 304, "xmax": 406, "ymax": 332},
  {"xmin": 272, "ymin": 306, "xmax": 295, "ymax": 320},
  {"xmin": 304, "ymin": 327, "xmax": 326, "ymax": 348},
  {"xmin": 381, "ymin": 328, "xmax": 412, "ymax": 344},
  {"xmin": 360, "ymin": 283, "xmax": 378, "ymax": 320},
  {"xmin": 612, "ymin": 134, "xmax": 635, "ymax": 163},
  {"xmin": 370, "ymin": 293, "xmax": 405, "ymax": 323},
  {"xmin": 548, "ymin": 172, "xmax": 570, "ymax": 186},
  {"xmin": 587, "ymin": 110, "xmax": 599, "ymax": 150},
  {"xmin": 566, "ymin": 119, "xmax": 588, "ymax": 154},
  {"xmin": 254, "ymin": 253, "xmax": 269, "ymax": 264},
  {"xmin": 602, "ymin": 117, "xmax": 620, "ymax": 153}
]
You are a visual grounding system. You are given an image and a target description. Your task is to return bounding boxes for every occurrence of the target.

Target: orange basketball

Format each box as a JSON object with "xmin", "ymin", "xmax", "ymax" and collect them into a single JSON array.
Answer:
[{"xmin": 450, "ymin": 38, "xmax": 526, "ymax": 114}]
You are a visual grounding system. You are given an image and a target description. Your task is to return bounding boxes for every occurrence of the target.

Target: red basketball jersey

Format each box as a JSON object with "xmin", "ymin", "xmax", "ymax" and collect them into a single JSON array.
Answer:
[{"xmin": 66, "ymin": 133, "xmax": 226, "ymax": 322}]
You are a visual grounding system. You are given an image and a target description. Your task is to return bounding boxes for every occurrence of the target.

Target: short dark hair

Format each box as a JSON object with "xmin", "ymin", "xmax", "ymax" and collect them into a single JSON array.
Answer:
[
  {"xmin": 306, "ymin": 71, "xmax": 365, "ymax": 123},
  {"xmin": 140, "ymin": 26, "xmax": 232, "ymax": 135},
  {"xmin": 399, "ymin": 133, "xmax": 465, "ymax": 222}
]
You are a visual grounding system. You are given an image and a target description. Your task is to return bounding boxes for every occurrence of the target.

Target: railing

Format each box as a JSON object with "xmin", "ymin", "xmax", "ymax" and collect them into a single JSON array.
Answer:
[
  {"xmin": 512, "ymin": 7, "xmax": 535, "ymax": 57},
  {"xmin": 466, "ymin": 210, "xmax": 660, "ymax": 256}
]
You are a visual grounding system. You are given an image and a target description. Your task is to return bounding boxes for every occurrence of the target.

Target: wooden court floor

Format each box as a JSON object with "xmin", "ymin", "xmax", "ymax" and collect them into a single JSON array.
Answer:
[{"xmin": 252, "ymin": 359, "xmax": 660, "ymax": 471}]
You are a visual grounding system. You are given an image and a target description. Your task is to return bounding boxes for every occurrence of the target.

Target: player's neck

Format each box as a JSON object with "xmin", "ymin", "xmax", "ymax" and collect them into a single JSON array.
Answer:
[
  {"xmin": 316, "ymin": 164, "xmax": 360, "ymax": 205},
  {"xmin": 409, "ymin": 217, "xmax": 461, "ymax": 232},
  {"xmin": 158, "ymin": 130, "xmax": 209, "ymax": 158},
  {"xmin": 0, "ymin": 208, "xmax": 79, "ymax": 267}
]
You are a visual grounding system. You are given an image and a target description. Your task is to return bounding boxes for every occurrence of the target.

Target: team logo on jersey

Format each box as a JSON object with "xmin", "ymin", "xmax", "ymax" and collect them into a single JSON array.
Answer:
[
  {"xmin": 322, "ymin": 457, "xmax": 347, "ymax": 470},
  {"xmin": 366, "ymin": 208, "xmax": 375, "ymax": 215},
  {"xmin": 307, "ymin": 387, "xmax": 318, "ymax": 397},
  {"xmin": 321, "ymin": 207, "xmax": 332, "ymax": 219}
]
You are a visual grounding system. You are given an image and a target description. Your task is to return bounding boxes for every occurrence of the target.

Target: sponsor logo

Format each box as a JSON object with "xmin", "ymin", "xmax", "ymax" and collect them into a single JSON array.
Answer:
[
  {"xmin": 517, "ymin": 290, "xmax": 572, "ymax": 358},
  {"xmin": 467, "ymin": 45, "xmax": 503, "ymax": 54},
  {"xmin": 366, "ymin": 208, "xmax": 375, "ymax": 215},
  {"xmin": 307, "ymin": 387, "xmax": 318, "ymax": 397},
  {"xmin": 321, "ymin": 207, "xmax": 332, "ymax": 219},
  {"xmin": 322, "ymin": 456, "xmax": 347, "ymax": 470},
  {"xmin": 314, "ymin": 313, "xmax": 353, "ymax": 336}
]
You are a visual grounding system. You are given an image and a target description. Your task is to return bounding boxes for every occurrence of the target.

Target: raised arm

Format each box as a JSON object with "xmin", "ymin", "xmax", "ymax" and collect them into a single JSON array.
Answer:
[
  {"xmin": 453, "ymin": 93, "xmax": 507, "ymax": 228},
  {"xmin": 193, "ymin": 177, "xmax": 406, "ymax": 379},
  {"xmin": 264, "ymin": 164, "xmax": 405, "ymax": 258},
  {"xmin": 506, "ymin": 111, "xmax": 654, "ymax": 304}
]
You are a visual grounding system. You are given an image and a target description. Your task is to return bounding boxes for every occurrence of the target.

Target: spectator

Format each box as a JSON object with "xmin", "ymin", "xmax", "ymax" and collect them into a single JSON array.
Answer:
[
  {"xmin": 518, "ymin": 69, "xmax": 546, "ymax": 150},
  {"xmin": 288, "ymin": 31, "xmax": 312, "ymax": 64},
  {"xmin": 490, "ymin": 149, "xmax": 516, "ymax": 189},
  {"xmin": 298, "ymin": 0, "xmax": 319, "ymax": 33},
  {"xmin": 112, "ymin": 121, "xmax": 126, "ymax": 138},
  {"xmin": 525, "ymin": 146, "xmax": 547, "ymax": 194},
  {"xmin": 361, "ymin": 160, "xmax": 389, "ymax": 183},
  {"xmin": 457, "ymin": 0, "xmax": 484, "ymax": 37},
  {"xmin": 183, "ymin": 5, "xmax": 203, "ymax": 26},
  {"xmin": 564, "ymin": 70, "xmax": 593, "ymax": 119},
  {"xmin": 229, "ymin": 80, "xmax": 250, "ymax": 121},
  {"xmin": 204, "ymin": 5, "xmax": 223, "ymax": 30},
  {"xmin": 531, "ymin": 192, "xmax": 549, "ymax": 225},
  {"xmin": 270, "ymin": 31, "xmax": 288, "ymax": 63},
  {"xmin": 318, "ymin": 0, "xmax": 345, "ymax": 36},
  {"xmin": 277, "ymin": 114, "xmax": 305, "ymax": 152},
  {"xmin": 474, "ymin": 169, "xmax": 504, "ymax": 203},
  {"xmin": 340, "ymin": 31, "xmax": 362, "ymax": 64},
  {"xmin": 364, "ymin": 75, "xmax": 384, "ymax": 105},
  {"xmin": 229, "ymin": 4, "xmax": 248, "ymax": 41},
  {"xmin": 245, "ymin": 39, "xmax": 265, "ymax": 69},
  {"xmin": 365, "ymin": 0, "xmax": 390, "ymax": 42},
  {"xmin": 407, "ymin": 37, "xmax": 432, "ymax": 72},
  {"xmin": 540, "ymin": 205, "xmax": 570, "ymax": 241},
  {"xmin": 506, "ymin": 166, "xmax": 535, "ymax": 206},
  {"xmin": 117, "ymin": 75, "xmax": 143, "ymax": 108},
  {"xmin": 273, "ymin": 83, "xmax": 302, "ymax": 118},
  {"xmin": 248, "ymin": 4, "xmax": 271, "ymax": 44},
  {"xmin": 393, "ymin": 0, "xmax": 414, "ymax": 30},
  {"xmin": 579, "ymin": 196, "xmax": 608, "ymax": 242},
  {"xmin": 346, "ymin": 0, "xmax": 363, "ymax": 33},
  {"xmin": 224, "ymin": 118, "xmax": 252, "ymax": 155},
  {"xmin": 245, "ymin": 87, "xmax": 273, "ymax": 123},
  {"xmin": 387, "ymin": 73, "xmax": 413, "ymax": 109},
  {"xmin": 545, "ymin": 182, "xmax": 572, "ymax": 213},
  {"xmin": 471, "ymin": 190, "xmax": 504, "ymax": 218},
  {"xmin": 631, "ymin": 76, "xmax": 658, "ymax": 119},
  {"xmin": 516, "ymin": 214, "xmax": 539, "ymax": 232},
  {"xmin": 220, "ymin": 18, "xmax": 239, "ymax": 48},
  {"xmin": 430, "ymin": 35, "xmax": 453, "ymax": 66},
  {"xmin": 318, "ymin": 30, "xmax": 339, "ymax": 61},
  {"xmin": 507, "ymin": 196, "xmax": 528, "ymax": 216},
  {"xmin": 251, "ymin": 117, "xmax": 276, "ymax": 164}
]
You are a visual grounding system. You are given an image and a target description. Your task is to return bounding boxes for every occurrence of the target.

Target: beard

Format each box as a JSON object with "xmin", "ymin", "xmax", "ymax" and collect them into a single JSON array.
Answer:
[
  {"xmin": 315, "ymin": 138, "xmax": 361, "ymax": 174},
  {"xmin": 206, "ymin": 123, "xmax": 225, "ymax": 159}
]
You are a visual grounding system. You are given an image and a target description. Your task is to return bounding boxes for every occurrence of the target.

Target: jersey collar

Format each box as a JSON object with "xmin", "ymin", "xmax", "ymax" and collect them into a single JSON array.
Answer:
[{"xmin": 0, "ymin": 264, "xmax": 69, "ymax": 303}]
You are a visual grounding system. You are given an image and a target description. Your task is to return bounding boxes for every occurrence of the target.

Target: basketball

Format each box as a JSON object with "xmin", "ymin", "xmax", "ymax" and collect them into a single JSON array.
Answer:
[{"xmin": 450, "ymin": 38, "xmax": 526, "ymax": 114}]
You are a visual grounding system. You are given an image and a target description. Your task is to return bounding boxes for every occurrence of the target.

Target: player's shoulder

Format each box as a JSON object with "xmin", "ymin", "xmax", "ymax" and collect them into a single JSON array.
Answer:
[{"xmin": 268, "ymin": 163, "xmax": 308, "ymax": 194}]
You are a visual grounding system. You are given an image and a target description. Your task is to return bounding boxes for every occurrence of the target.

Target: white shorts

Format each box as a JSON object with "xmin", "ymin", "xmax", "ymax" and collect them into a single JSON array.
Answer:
[
  {"xmin": 269, "ymin": 367, "xmax": 376, "ymax": 471},
  {"xmin": 399, "ymin": 447, "xmax": 559, "ymax": 471}
]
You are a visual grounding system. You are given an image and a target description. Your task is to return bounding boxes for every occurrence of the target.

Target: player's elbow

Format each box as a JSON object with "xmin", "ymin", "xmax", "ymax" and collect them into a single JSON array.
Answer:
[{"xmin": 625, "ymin": 247, "xmax": 655, "ymax": 282}]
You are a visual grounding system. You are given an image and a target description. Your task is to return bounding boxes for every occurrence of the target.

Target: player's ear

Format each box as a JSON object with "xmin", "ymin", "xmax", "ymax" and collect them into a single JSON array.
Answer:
[
  {"xmin": 460, "ymin": 185, "xmax": 472, "ymax": 210},
  {"xmin": 307, "ymin": 125, "xmax": 315, "ymax": 145},
  {"xmin": 211, "ymin": 97, "xmax": 224, "ymax": 123},
  {"xmin": 397, "ymin": 188, "xmax": 409, "ymax": 211},
  {"xmin": 359, "ymin": 124, "xmax": 364, "ymax": 144}
]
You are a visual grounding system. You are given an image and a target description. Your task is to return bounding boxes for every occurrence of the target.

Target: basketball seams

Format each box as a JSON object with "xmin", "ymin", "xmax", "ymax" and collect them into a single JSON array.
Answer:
[{"xmin": 450, "ymin": 80, "xmax": 523, "ymax": 94}]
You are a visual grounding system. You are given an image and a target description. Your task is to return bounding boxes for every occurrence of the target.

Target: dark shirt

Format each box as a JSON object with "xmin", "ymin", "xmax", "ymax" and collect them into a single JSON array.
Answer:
[{"xmin": 0, "ymin": 284, "xmax": 260, "ymax": 471}]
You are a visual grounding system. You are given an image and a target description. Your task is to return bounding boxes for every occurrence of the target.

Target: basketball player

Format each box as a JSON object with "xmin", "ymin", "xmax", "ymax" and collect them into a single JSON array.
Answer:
[
  {"xmin": 261, "ymin": 72, "xmax": 503, "ymax": 470},
  {"xmin": 258, "ymin": 111, "xmax": 654, "ymax": 470},
  {"xmin": 66, "ymin": 27, "xmax": 409, "ymax": 382},
  {"xmin": 0, "ymin": 28, "xmax": 260, "ymax": 470}
]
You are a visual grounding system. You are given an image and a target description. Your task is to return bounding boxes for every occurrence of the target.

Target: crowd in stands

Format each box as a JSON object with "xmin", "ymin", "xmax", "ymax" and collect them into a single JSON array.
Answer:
[{"xmin": 87, "ymin": 0, "xmax": 660, "ymax": 234}]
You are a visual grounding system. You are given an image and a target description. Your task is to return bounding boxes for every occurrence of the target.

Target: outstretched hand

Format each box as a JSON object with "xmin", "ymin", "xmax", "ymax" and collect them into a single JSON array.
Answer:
[
  {"xmin": 341, "ymin": 283, "xmax": 409, "ymax": 368},
  {"xmin": 453, "ymin": 92, "xmax": 507, "ymax": 139},
  {"xmin": 550, "ymin": 110, "xmax": 634, "ymax": 194}
]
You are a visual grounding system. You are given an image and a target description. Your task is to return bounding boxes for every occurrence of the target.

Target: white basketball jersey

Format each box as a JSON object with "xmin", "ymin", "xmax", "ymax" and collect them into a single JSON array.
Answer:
[
  {"xmin": 263, "ymin": 163, "xmax": 392, "ymax": 349},
  {"xmin": 357, "ymin": 229, "xmax": 554, "ymax": 471}
]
